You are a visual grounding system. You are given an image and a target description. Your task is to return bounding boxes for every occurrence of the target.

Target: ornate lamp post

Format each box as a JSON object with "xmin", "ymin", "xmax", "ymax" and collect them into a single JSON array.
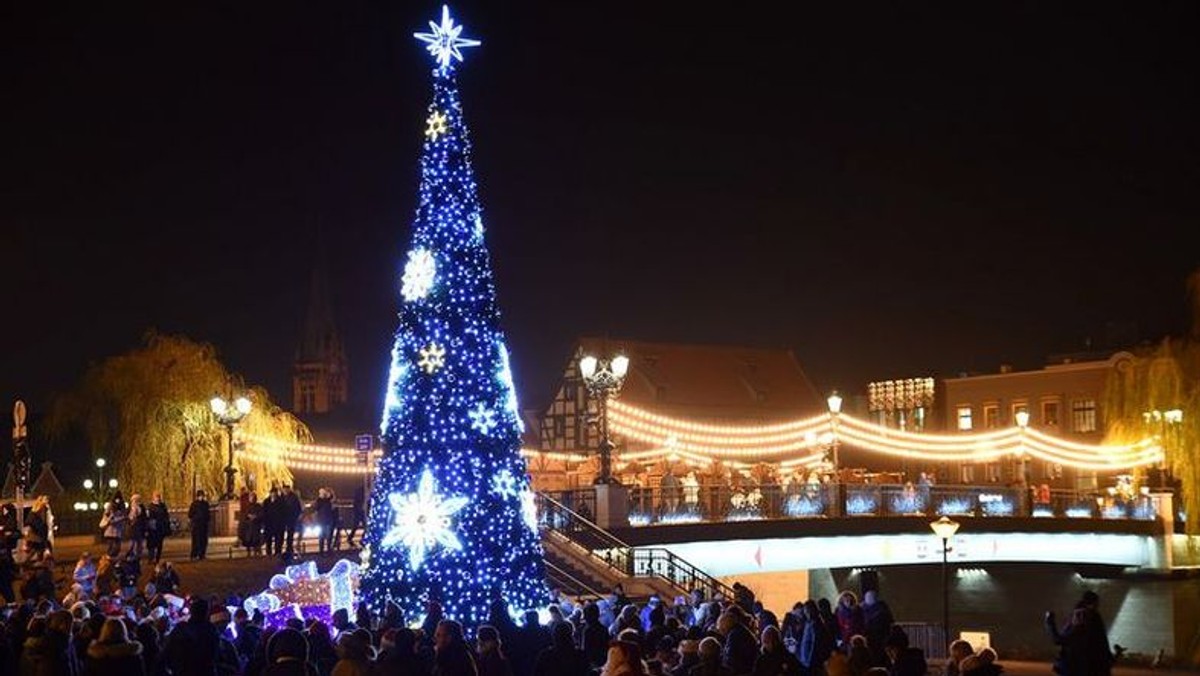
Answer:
[
  {"xmin": 930, "ymin": 515, "xmax": 961, "ymax": 650},
  {"xmin": 1015, "ymin": 410, "xmax": 1031, "ymax": 487},
  {"xmin": 580, "ymin": 354, "xmax": 630, "ymax": 485},
  {"xmin": 210, "ymin": 393, "xmax": 252, "ymax": 500},
  {"xmin": 826, "ymin": 392, "xmax": 843, "ymax": 474}
]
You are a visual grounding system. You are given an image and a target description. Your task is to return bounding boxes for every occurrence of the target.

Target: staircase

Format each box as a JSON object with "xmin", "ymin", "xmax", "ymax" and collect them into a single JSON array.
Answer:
[{"xmin": 536, "ymin": 492, "xmax": 735, "ymax": 603}]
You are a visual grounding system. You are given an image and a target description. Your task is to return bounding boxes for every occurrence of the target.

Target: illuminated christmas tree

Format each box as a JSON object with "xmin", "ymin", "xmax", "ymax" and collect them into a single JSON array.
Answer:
[{"xmin": 360, "ymin": 5, "xmax": 547, "ymax": 625}]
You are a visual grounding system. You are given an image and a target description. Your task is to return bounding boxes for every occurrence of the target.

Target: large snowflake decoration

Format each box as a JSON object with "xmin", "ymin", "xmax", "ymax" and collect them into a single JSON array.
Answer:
[
  {"xmin": 468, "ymin": 402, "xmax": 498, "ymax": 435},
  {"xmin": 401, "ymin": 248, "xmax": 437, "ymax": 301},
  {"xmin": 381, "ymin": 470, "xmax": 469, "ymax": 570},
  {"xmin": 414, "ymin": 5, "xmax": 481, "ymax": 69},
  {"xmin": 418, "ymin": 343, "xmax": 447, "ymax": 374},
  {"xmin": 520, "ymin": 490, "xmax": 539, "ymax": 533},
  {"xmin": 425, "ymin": 111, "xmax": 448, "ymax": 141},
  {"xmin": 491, "ymin": 469, "xmax": 519, "ymax": 500}
]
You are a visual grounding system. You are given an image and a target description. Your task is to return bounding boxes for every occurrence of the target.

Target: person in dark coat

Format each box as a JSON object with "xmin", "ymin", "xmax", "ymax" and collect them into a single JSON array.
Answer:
[
  {"xmin": 145, "ymin": 492, "xmax": 171, "ymax": 563},
  {"xmin": 263, "ymin": 628, "xmax": 319, "ymax": 676},
  {"xmin": 861, "ymin": 590, "xmax": 895, "ymax": 666},
  {"xmin": 372, "ymin": 627, "xmax": 430, "ymax": 675},
  {"xmin": 475, "ymin": 625, "xmax": 514, "ymax": 676},
  {"xmin": 85, "ymin": 618, "xmax": 146, "ymax": 676},
  {"xmin": 718, "ymin": 610, "xmax": 757, "ymax": 676},
  {"xmin": 282, "ymin": 486, "xmax": 303, "ymax": 558},
  {"xmin": 690, "ymin": 637, "xmax": 733, "ymax": 676},
  {"xmin": 533, "ymin": 620, "xmax": 587, "ymax": 676},
  {"xmin": 433, "ymin": 620, "xmax": 478, "ymax": 676},
  {"xmin": 799, "ymin": 602, "xmax": 833, "ymax": 674},
  {"xmin": 162, "ymin": 597, "xmax": 223, "ymax": 676},
  {"xmin": 884, "ymin": 627, "xmax": 926, "ymax": 676},
  {"xmin": 581, "ymin": 602, "xmax": 611, "ymax": 670},
  {"xmin": 19, "ymin": 610, "xmax": 78, "ymax": 676},
  {"xmin": 187, "ymin": 490, "xmax": 211, "ymax": 560},
  {"xmin": 153, "ymin": 561, "xmax": 180, "ymax": 596},
  {"xmin": 753, "ymin": 626, "xmax": 802, "ymax": 675},
  {"xmin": 314, "ymin": 489, "xmax": 336, "ymax": 554},
  {"xmin": 263, "ymin": 486, "xmax": 284, "ymax": 557},
  {"xmin": 241, "ymin": 492, "xmax": 265, "ymax": 556},
  {"xmin": 0, "ymin": 503, "xmax": 17, "ymax": 603},
  {"xmin": 1046, "ymin": 601, "xmax": 1115, "ymax": 676},
  {"xmin": 511, "ymin": 610, "xmax": 551, "ymax": 676}
]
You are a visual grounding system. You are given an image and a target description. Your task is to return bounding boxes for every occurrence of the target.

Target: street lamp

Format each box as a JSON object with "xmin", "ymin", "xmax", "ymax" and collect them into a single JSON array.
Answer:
[
  {"xmin": 580, "ymin": 353, "xmax": 630, "ymax": 485},
  {"xmin": 930, "ymin": 516, "xmax": 961, "ymax": 650},
  {"xmin": 211, "ymin": 392, "xmax": 253, "ymax": 500},
  {"xmin": 826, "ymin": 392, "xmax": 843, "ymax": 475}
]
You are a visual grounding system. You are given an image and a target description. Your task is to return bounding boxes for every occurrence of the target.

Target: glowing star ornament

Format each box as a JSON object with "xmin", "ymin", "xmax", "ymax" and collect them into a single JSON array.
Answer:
[
  {"xmin": 401, "ymin": 248, "xmax": 437, "ymax": 301},
  {"xmin": 414, "ymin": 5, "xmax": 481, "ymax": 69},
  {"xmin": 381, "ymin": 470, "xmax": 469, "ymax": 570},
  {"xmin": 491, "ymin": 469, "xmax": 519, "ymax": 500},
  {"xmin": 425, "ymin": 111, "xmax": 448, "ymax": 141},
  {"xmin": 418, "ymin": 343, "xmax": 447, "ymax": 374},
  {"xmin": 469, "ymin": 403, "xmax": 498, "ymax": 435}
]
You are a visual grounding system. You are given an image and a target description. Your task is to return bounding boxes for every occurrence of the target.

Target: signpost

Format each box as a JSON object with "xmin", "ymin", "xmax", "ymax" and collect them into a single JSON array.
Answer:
[{"xmin": 355, "ymin": 434, "xmax": 375, "ymax": 523}]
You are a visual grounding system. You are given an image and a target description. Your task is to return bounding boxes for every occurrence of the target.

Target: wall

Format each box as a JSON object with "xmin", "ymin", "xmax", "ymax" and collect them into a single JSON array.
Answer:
[{"xmin": 805, "ymin": 563, "xmax": 1200, "ymax": 663}]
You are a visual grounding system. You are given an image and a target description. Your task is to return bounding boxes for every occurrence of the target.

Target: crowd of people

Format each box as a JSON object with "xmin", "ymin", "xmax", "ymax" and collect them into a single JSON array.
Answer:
[{"xmin": 0, "ymin": 563, "xmax": 1032, "ymax": 676}]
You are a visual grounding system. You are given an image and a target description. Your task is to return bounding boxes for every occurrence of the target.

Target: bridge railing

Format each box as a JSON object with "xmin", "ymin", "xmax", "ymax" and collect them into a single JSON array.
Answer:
[{"xmin": 549, "ymin": 483, "xmax": 1162, "ymax": 525}]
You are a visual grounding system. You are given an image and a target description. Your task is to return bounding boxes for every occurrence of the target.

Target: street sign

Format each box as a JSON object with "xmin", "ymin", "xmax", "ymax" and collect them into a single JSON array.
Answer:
[{"xmin": 355, "ymin": 434, "xmax": 373, "ymax": 451}]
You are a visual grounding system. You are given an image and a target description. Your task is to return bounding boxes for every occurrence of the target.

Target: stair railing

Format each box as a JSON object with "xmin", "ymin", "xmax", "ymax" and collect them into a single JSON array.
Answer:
[{"xmin": 536, "ymin": 492, "xmax": 736, "ymax": 603}]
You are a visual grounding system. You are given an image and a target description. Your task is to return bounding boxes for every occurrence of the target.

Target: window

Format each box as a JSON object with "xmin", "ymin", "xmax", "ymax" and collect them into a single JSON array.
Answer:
[
  {"xmin": 1011, "ymin": 402, "xmax": 1029, "ymax": 425},
  {"xmin": 300, "ymin": 381, "xmax": 317, "ymax": 413},
  {"xmin": 1071, "ymin": 399, "xmax": 1097, "ymax": 433},
  {"xmin": 957, "ymin": 406, "xmax": 973, "ymax": 431},
  {"xmin": 985, "ymin": 463, "xmax": 1002, "ymax": 483},
  {"xmin": 982, "ymin": 404, "xmax": 999, "ymax": 429},
  {"xmin": 913, "ymin": 407, "xmax": 926, "ymax": 431},
  {"xmin": 960, "ymin": 464, "xmax": 975, "ymax": 484},
  {"xmin": 1042, "ymin": 400, "xmax": 1061, "ymax": 427}
]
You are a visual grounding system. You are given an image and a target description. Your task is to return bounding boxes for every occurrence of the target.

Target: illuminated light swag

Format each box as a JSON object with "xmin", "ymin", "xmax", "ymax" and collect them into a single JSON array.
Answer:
[{"xmin": 360, "ymin": 4, "xmax": 548, "ymax": 627}]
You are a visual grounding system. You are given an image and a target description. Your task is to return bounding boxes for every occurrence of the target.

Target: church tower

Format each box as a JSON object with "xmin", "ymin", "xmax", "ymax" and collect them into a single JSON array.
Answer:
[{"xmin": 292, "ymin": 261, "xmax": 348, "ymax": 414}]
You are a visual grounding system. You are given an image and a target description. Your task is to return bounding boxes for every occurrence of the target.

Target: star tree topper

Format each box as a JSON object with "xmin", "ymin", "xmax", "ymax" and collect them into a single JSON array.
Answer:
[
  {"xmin": 381, "ymin": 470, "xmax": 469, "ymax": 570},
  {"xmin": 414, "ymin": 5, "xmax": 481, "ymax": 69}
]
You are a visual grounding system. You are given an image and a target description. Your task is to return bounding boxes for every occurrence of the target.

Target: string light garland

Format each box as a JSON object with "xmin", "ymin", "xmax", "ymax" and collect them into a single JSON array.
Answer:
[{"xmin": 359, "ymin": 4, "xmax": 548, "ymax": 628}]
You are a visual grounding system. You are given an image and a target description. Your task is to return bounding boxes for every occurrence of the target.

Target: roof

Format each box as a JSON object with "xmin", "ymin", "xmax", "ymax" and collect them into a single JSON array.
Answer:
[{"xmin": 576, "ymin": 337, "xmax": 824, "ymax": 421}]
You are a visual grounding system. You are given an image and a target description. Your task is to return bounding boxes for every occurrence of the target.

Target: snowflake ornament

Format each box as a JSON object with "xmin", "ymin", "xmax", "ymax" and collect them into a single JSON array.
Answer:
[
  {"xmin": 425, "ymin": 111, "xmax": 448, "ymax": 141},
  {"xmin": 418, "ymin": 343, "xmax": 447, "ymax": 374},
  {"xmin": 381, "ymin": 470, "xmax": 469, "ymax": 570},
  {"xmin": 491, "ymin": 469, "xmax": 519, "ymax": 500},
  {"xmin": 520, "ymin": 490, "xmax": 539, "ymax": 533},
  {"xmin": 401, "ymin": 248, "xmax": 437, "ymax": 301},
  {"xmin": 414, "ymin": 5, "xmax": 481, "ymax": 69},
  {"xmin": 468, "ymin": 403, "xmax": 498, "ymax": 435}
]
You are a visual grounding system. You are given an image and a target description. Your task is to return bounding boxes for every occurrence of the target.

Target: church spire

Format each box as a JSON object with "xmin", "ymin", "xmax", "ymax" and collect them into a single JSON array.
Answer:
[{"xmin": 293, "ymin": 246, "xmax": 348, "ymax": 414}]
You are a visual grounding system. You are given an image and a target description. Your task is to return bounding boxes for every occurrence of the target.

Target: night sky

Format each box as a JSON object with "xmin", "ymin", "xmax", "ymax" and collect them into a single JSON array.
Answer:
[{"xmin": 4, "ymin": 3, "xmax": 1197, "ymax": 445}]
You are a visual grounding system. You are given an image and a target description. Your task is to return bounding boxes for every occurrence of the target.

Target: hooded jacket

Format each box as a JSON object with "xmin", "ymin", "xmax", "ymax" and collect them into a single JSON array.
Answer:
[{"xmin": 85, "ymin": 639, "xmax": 146, "ymax": 676}]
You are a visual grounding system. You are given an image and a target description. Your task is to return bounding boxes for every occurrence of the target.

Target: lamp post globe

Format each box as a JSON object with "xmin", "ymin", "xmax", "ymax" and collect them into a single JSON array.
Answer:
[{"xmin": 930, "ymin": 516, "xmax": 960, "ymax": 649}]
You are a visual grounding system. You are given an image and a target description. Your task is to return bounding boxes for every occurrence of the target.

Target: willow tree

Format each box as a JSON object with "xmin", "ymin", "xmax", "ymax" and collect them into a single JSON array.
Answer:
[
  {"xmin": 1103, "ymin": 270, "xmax": 1200, "ymax": 533},
  {"xmin": 47, "ymin": 333, "xmax": 308, "ymax": 504}
]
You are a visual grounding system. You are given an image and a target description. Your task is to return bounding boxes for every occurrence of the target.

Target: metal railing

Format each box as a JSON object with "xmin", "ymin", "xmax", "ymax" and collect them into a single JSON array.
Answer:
[
  {"xmin": 535, "ymin": 493, "xmax": 736, "ymax": 602},
  {"xmin": 578, "ymin": 483, "xmax": 1163, "ymax": 525},
  {"xmin": 544, "ymin": 560, "xmax": 606, "ymax": 599}
]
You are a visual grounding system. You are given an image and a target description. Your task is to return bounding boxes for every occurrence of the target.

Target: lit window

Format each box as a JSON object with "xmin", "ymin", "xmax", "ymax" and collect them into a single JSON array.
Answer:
[
  {"xmin": 957, "ymin": 406, "xmax": 973, "ymax": 431},
  {"xmin": 1011, "ymin": 402, "xmax": 1028, "ymax": 425},
  {"xmin": 983, "ymin": 404, "xmax": 999, "ymax": 429},
  {"xmin": 1042, "ymin": 400, "xmax": 1060, "ymax": 427},
  {"xmin": 1071, "ymin": 399, "xmax": 1097, "ymax": 433}
]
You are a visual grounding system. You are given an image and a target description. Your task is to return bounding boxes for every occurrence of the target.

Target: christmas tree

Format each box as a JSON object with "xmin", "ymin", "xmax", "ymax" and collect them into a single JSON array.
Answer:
[{"xmin": 360, "ymin": 5, "xmax": 548, "ymax": 626}]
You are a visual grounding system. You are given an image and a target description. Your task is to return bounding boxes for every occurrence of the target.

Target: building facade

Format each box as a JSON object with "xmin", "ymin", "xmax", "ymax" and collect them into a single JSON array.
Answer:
[{"xmin": 939, "ymin": 351, "xmax": 1133, "ymax": 488}]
